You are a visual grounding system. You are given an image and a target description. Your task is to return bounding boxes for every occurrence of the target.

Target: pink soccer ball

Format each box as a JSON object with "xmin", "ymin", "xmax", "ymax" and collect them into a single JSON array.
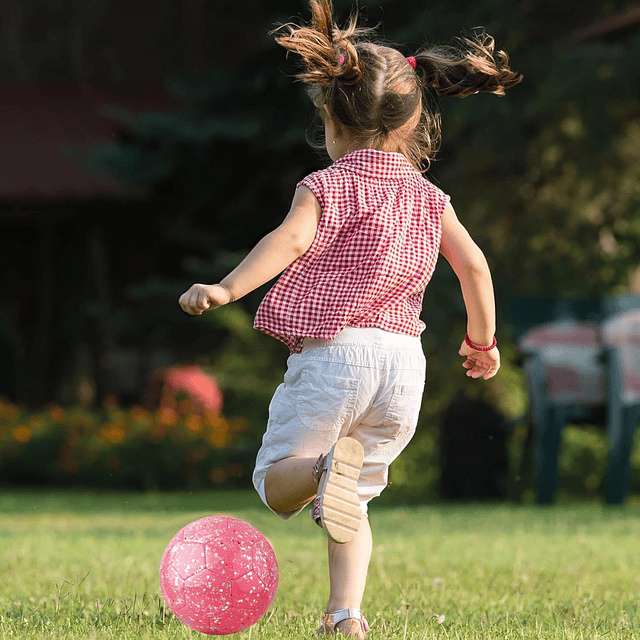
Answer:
[{"xmin": 159, "ymin": 515, "xmax": 279, "ymax": 635}]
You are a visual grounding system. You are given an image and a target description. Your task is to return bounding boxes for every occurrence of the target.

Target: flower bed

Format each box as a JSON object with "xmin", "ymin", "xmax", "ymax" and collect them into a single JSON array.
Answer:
[{"xmin": 0, "ymin": 397, "xmax": 252, "ymax": 490}]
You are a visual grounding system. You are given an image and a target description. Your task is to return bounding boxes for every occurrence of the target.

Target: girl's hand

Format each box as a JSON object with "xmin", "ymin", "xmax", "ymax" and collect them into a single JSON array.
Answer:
[
  {"xmin": 179, "ymin": 284, "xmax": 231, "ymax": 315},
  {"xmin": 458, "ymin": 342, "xmax": 500, "ymax": 380}
]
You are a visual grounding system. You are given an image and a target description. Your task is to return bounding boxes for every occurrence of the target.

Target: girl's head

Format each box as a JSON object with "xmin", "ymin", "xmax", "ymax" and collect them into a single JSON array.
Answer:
[{"xmin": 273, "ymin": 0, "xmax": 523, "ymax": 169}]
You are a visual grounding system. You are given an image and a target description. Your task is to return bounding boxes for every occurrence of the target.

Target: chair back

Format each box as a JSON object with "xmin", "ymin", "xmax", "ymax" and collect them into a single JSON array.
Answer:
[
  {"xmin": 521, "ymin": 321, "xmax": 605, "ymax": 405},
  {"xmin": 602, "ymin": 308, "xmax": 640, "ymax": 405},
  {"xmin": 510, "ymin": 297, "xmax": 605, "ymax": 406}
]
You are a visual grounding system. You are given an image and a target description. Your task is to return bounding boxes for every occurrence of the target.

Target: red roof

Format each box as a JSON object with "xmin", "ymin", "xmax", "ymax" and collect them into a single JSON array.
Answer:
[{"xmin": 0, "ymin": 83, "xmax": 180, "ymax": 200}]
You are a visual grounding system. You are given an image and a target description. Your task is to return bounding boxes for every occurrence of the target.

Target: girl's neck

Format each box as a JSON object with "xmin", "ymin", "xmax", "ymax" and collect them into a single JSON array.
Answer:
[{"xmin": 330, "ymin": 141, "xmax": 404, "ymax": 162}]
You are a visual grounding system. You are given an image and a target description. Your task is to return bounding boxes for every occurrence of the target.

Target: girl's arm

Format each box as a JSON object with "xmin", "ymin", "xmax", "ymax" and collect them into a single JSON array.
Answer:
[
  {"xmin": 439, "ymin": 201, "xmax": 500, "ymax": 379},
  {"xmin": 179, "ymin": 186, "xmax": 321, "ymax": 314}
]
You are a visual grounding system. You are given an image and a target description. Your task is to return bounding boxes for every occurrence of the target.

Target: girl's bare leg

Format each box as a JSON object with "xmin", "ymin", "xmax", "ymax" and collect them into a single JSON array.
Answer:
[
  {"xmin": 264, "ymin": 456, "xmax": 318, "ymax": 513},
  {"xmin": 266, "ymin": 456, "xmax": 371, "ymax": 636},
  {"xmin": 326, "ymin": 516, "xmax": 372, "ymax": 636}
]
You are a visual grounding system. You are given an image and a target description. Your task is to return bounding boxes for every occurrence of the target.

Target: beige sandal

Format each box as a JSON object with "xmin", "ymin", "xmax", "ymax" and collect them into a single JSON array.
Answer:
[
  {"xmin": 310, "ymin": 437, "xmax": 364, "ymax": 543},
  {"xmin": 316, "ymin": 608, "xmax": 369, "ymax": 637}
]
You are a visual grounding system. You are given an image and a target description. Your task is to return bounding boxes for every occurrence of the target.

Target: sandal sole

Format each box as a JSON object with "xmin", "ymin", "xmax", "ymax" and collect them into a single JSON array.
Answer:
[{"xmin": 319, "ymin": 438, "xmax": 364, "ymax": 543}]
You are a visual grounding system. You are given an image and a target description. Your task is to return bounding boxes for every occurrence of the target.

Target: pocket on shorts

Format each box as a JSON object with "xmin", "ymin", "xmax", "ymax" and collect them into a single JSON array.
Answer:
[
  {"xmin": 382, "ymin": 383, "xmax": 424, "ymax": 437},
  {"xmin": 296, "ymin": 370, "xmax": 359, "ymax": 432}
]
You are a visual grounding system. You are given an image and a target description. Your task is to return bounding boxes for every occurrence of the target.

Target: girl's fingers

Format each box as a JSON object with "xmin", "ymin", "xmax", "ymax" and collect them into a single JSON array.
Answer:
[
  {"xmin": 179, "ymin": 285, "xmax": 214, "ymax": 315},
  {"xmin": 464, "ymin": 359, "xmax": 499, "ymax": 379},
  {"xmin": 483, "ymin": 365, "xmax": 499, "ymax": 380},
  {"xmin": 190, "ymin": 292, "xmax": 204, "ymax": 314},
  {"xmin": 459, "ymin": 346, "xmax": 500, "ymax": 380}
]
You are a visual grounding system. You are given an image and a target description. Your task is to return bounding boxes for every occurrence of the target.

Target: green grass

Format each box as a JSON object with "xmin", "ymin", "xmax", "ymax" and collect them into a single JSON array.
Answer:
[{"xmin": 1, "ymin": 489, "xmax": 639, "ymax": 639}]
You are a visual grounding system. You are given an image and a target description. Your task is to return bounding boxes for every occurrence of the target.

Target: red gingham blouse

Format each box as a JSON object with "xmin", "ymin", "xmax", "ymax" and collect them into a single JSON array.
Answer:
[{"xmin": 254, "ymin": 149, "xmax": 449, "ymax": 353}]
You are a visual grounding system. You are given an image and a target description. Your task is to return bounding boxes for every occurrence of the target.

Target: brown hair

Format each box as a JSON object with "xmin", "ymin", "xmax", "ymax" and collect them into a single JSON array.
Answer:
[{"xmin": 273, "ymin": 0, "xmax": 523, "ymax": 171}]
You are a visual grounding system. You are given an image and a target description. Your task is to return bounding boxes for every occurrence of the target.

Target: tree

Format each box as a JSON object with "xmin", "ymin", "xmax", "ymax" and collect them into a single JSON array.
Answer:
[{"xmin": 62, "ymin": 1, "xmax": 640, "ymax": 498}]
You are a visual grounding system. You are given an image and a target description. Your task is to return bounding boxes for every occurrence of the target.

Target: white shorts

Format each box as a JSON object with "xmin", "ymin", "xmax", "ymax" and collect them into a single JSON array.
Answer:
[{"xmin": 253, "ymin": 327, "xmax": 426, "ymax": 519}]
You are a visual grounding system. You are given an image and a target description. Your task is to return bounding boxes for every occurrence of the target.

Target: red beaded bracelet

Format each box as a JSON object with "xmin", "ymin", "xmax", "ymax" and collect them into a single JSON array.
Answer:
[{"xmin": 464, "ymin": 334, "xmax": 497, "ymax": 351}]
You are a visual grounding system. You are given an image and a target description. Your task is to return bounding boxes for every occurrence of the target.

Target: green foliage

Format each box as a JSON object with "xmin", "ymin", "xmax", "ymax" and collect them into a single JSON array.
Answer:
[{"xmin": 4, "ymin": 386, "xmax": 638, "ymax": 501}]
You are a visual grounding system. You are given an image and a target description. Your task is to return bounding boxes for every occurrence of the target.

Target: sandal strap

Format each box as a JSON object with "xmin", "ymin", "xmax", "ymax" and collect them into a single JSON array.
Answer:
[
  {"xmin": 321, "ymin": 608, "xmax": 369, "ymax": 633},
  {"xmin": 312, "ymin": 453, "xmax": 327, "ymax": 484},
  {"xmin": 311, "ymin": 497, "xmax": 323, "ymax": 528}
]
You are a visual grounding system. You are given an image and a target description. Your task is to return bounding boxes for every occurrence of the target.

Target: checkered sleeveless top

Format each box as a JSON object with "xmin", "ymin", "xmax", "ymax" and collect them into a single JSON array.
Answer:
[{"xmin": 254, "ymin": 149, "xmax": 449, "ymax": 353}]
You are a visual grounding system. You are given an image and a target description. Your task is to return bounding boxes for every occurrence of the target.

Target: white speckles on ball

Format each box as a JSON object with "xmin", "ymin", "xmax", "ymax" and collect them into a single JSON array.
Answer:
[{"xmin": 159, "ymin": 515, "xmax": 278, "ymax": 635}]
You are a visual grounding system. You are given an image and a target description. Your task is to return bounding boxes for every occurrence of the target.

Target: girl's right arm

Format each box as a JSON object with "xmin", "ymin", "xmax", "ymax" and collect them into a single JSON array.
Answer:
[
  {"xmin": 179, "ymin": 186, "xmax": 321, "ymax": 315},
  {"xmin": 439, "ymin": 202, "xmax": 500, "ymax": 380}
]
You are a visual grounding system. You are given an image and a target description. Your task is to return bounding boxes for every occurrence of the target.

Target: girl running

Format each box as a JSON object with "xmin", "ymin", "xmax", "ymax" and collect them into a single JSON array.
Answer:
[{"xmin": 180, "ymin": 0, "xmax": 521, "ymax": 635}]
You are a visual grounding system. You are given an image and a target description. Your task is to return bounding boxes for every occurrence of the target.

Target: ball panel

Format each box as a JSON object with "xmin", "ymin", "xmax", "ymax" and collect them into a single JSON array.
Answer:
[
  {"xmin": 183, "ymin": 568, "xmax": 231, "ymax": 616},
  {"xmin": 217, "ymin": 608, "xmax": 258, "ymax": 634},
  {"xmin": 159, "ymin": 563, "xmax": 186, "ymax": 613},
  {"xmin": 204, "ymin": 540, "xmax": 231, "ymax": 576},
  {"xmin": 170, "ymin": 541, "xmax": 206, "ymax": 580},
  {"xmin": 227, "ymin": 518, "xmax": 260, "ymax": 545},
  {"xmin": 252, "ymin": 537, "xmax": 278, "ymax": 585},
  {"xmin": 182, "ymin": 516, "xmax": 229, "ymax": 544},
  {"xmin": 228, "ymin": 543, "xmax": 253, "ymax": 579},
  {"xmin": 231, "ymin": 571, "xmax": 269, "ymax": 611}
]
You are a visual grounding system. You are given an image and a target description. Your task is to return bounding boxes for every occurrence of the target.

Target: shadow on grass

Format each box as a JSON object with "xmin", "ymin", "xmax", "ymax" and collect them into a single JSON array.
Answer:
[
  {"xmin": 0, "ymin": 486, "xmax": 264, "ymax": 514},
  {"xmin": 2, "ymin": 486, "xmax": 639, "ymax": 523}
]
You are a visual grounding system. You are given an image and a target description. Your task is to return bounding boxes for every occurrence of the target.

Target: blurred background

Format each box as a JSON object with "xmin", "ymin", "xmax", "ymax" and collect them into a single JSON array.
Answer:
[{"xmin": 1, "ymin": 0, "xmax": 639, "ymax": 505}]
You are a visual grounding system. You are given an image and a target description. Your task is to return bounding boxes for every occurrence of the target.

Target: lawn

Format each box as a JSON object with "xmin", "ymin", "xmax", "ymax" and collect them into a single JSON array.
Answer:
[{"xmin": 0, "ymin": 489, "xmax": 638, "ymax": 639}]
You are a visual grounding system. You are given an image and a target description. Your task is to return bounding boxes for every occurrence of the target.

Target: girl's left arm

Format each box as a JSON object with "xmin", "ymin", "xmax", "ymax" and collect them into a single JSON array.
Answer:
[{"xmin": 179, "ymin": 186, "xmax": 321, "ymax": 315}]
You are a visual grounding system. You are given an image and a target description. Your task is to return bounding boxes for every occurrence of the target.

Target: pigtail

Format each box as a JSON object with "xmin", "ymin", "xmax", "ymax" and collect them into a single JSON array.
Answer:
[
  {"xmin": 414, "ymin": 32, "xmax": 523, "ymax": 98},
  {"xmin": 271, "ymin": 0, "xmax": 370, "ymax": 86}
]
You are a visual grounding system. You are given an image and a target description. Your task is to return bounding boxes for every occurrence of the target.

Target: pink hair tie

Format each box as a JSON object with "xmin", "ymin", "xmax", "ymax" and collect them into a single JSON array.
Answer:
[
  {"xmin": 406, "ymin": 56, "xmax": 417, "ymax": 69},
  {"xmin": 339, "ymin": 54, "xmax": 345, "ymax": 65}
]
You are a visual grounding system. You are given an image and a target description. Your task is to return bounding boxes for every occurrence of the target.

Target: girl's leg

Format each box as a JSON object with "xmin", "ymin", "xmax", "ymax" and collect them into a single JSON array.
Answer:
[
  {"xmin": 326, "ymin": 516, "xmax": 372, "ymax": 635},
  {"xmin": 263, "ymin": 456, "xmax": 318, "ymax": 513}
]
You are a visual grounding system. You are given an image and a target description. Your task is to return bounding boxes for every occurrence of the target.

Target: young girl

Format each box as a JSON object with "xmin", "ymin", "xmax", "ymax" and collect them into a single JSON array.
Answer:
[{"xmin": 179, "ymin": 1, "xmax": 521, "ymax": 635}]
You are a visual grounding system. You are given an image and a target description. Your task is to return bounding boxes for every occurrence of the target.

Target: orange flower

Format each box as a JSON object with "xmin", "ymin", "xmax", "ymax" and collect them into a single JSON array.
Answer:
[
  {"xmin": 159, "ymin": 408, "xmax": 177, "ymax": 427},
  {"xmin": 129, "ymin": 406, "xmax": 150, "ymax": 423},
  {"xmin": 12, "ymin": 426, "xmax": 31, "ymax": 444},
  {"xmin": 186, "ymin": 415, "xmax": 202, "ymax": 433},
  {"xmin": 0, "ymin": 401, "xmax": 20, "ymax": 423},
  {"xmin": 205, "ymin": 416, "xmax": 231, "ymax": 448},
  {"xmin": 99, "ymin": 424, "xmax": 126, "ymax": 444},
  {"xmin": 48, "ymin": 405, "xmax": 66, "ymax": 423}
]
